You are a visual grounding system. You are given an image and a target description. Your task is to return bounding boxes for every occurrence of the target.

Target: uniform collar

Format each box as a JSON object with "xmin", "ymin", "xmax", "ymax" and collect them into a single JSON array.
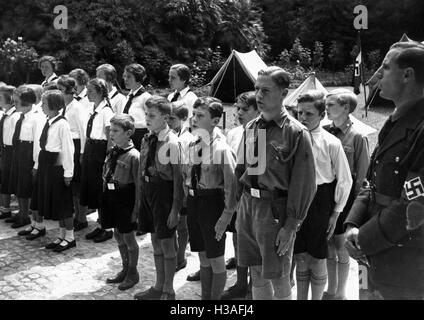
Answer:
[
  {"xmin": 331, "ymin": 117, "xmax": 353, "ymax": 134},
  {"xmin": 94, "ymin": 100, "xmax": 108, "ymax": 113},
  {"xmin": 130, "ymin": 85, "xmax": 145, "ymax": 96},
  {"xmin": 48, "ymin": 114, "xmax": 61, "ymax": 124},
  {"xmin": 392, "ymin": 97, "xmax": 424, "ymax": 122},
  {"xmin": 175, "ymin": 86, "xmax": 190, "ymax": 98},
  {"xmin": 46, "ymin": 73, "xmax": 57, "ymax": 83},
  {"xmin": 256, "ymin": 107, "xmax": 288, "ymax": 128},
  {"xmin": 77, "ymin": 87, "xmax": 87, "ymax": 98}
]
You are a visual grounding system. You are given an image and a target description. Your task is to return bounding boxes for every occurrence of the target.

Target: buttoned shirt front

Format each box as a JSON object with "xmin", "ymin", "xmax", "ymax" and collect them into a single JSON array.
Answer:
[
  {"xmin": 123, "ymin": 86, "xmax": 151, "ymax": 128},
  {"xmin": 324, "ymin": 117, "xmax": 370, "ymax": 194},
  {"xmin": 236, "ymin": 108, "xmax": 316, "ymax": 225},
  {"xmin": 310, "ymin": 126, "xmax": 353, "ymax": 212},
  {"xmin": 87, "ymin": 100, "xmax": 114, "ymax": 141},
  {"xmin": 19, "ymin": 106, "xmax": 46, "ymax": 167},
  {"xmin": 182, "ymin": 128, "xmax": 237, "ymax": 217},
  {"xmin": 109, "ymin": 86, "xmax": 127, "ymax": 114},
  {"xmin": 3, "ymin": 108, "xmax": 21, "ymax": 146},
  {"xmin": 63, "ymin": 99, "xmax": 89, "ymax": 152},
  {"xmin": 36, "ymin": 114, "xmax": 75, "ymax": 178}
]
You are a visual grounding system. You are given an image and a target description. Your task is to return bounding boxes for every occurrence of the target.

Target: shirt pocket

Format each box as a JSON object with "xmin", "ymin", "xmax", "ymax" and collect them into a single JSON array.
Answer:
[
  {"xmin": 114, "ymin": 159, "xmax": 131, "ymax": 183},
  {"xmin": 269, "ymin": 141, "xmax": 291, "ymax": 174}
]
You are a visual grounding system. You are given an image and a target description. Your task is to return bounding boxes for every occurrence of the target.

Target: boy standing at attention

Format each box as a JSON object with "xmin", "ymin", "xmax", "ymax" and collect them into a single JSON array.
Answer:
[
  {"xmin": 134, "ymin": 96, "xmax": 183, "ymax": 300},
  {"xmin": 183, "ymin": 97, "xmax": 237, "ymax": 300}
]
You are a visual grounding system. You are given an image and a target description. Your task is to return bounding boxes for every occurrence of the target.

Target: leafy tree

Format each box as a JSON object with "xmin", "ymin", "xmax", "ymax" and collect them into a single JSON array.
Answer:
[{"xmin": 312, "ymin": 41, "xmax": 324, "ymax": 70}]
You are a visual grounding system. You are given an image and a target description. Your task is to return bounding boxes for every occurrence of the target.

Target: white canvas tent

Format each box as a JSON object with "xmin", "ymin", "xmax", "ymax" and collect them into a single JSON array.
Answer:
[
  {"xmin": 209, "ymin": 50, "xmax": 267, "ymax": 103},
  {"xmin": 284, "ymin": 74, "xmax": 377, "ymax": 136}
]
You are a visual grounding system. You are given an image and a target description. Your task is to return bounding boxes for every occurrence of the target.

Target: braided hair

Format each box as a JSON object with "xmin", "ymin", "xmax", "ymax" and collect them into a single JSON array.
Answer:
[{"xmin": 88, "ymin": 78, "xmax": 112, "ymax": 109}]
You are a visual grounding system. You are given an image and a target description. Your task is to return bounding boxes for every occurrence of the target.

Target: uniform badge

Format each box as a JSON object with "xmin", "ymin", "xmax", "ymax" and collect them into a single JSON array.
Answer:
[{"xmin": 403, "ymin": 176, "xmax": 424, "ymax": 201}]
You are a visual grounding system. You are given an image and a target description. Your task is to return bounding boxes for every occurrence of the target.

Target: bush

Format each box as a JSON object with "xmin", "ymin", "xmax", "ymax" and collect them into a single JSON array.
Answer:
[
  {"xmin": 313, "ymin": 41, "xmax": 324, "ymax": 70},
  {"xmin": 367, "ymin": 49, "xmax": 381, "ymax": 73},
  {"xmin": 0, "ymin": 37, "xmax": 39, "ymax": 85},
  {"xmin": 277, "ymin": 49, "xmax": 290, "ymax": 67}
]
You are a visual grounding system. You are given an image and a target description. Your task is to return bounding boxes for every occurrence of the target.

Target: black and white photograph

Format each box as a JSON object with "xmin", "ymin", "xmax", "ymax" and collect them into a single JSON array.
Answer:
[{"xmin": 0, "ymin": 0, "xmax": 423, "ymax": 306}]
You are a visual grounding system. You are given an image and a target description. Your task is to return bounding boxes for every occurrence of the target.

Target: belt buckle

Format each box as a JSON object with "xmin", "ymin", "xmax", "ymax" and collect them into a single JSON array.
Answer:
[
  {"xmin": 250, "ymin": 188, "xmax": 260, "ymax": 198},
  {"xmin": 144, "ymin": 176, "xmax": 150, "ymax": 182},
  {"xmin": 189, "ymin": 189, "xmax": 195, "ymax": 197}
]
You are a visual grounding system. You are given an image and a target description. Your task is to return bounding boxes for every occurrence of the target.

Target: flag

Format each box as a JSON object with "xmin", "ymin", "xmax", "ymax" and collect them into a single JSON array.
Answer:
[{"xmin": 353, "ymin": 33, "xmax": 363, "ymax": 95}]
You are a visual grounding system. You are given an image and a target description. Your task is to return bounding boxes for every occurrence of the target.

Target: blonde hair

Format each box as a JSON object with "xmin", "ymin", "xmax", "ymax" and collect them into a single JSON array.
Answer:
[{"xmin": 326, "ymin": 88, "xmax": 358, "ymax": 113}]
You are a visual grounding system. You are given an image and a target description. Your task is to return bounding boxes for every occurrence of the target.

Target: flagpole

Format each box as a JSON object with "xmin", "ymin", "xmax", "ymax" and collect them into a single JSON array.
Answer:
[{"xmin": 358, "ymin": 30, "xmax": 368, "ymax": 117}]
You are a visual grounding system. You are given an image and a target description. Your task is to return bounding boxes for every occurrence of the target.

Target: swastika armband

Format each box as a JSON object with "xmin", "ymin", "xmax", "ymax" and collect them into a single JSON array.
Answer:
[{"xmin": 403, "ymin": 175, "xmax": 424, "ymax": 201}]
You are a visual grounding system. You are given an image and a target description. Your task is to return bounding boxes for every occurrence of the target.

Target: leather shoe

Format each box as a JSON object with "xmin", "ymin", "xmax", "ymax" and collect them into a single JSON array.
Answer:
[
  {"xmin": 18, "ymin": 226, "xmax": 34, "ymax": 236},
  {"xmin": 221, "ymin": 284, "xmax": 248, "ymax": 300},
  {"xmin": 175, "ymin": 259, "xmax": 187, "ymax": 272},
  {"xmin": 186, "ymin": 270, "xmax": 200, "ymax": 281},
  {"xmin": 74, "ymin": 221, "xmax": 88, "ymax": 232},
  {"xmin": 45, "ymin": 239, "xmax": 63, "ymax": 250},
  {"xmin": 53, "ymin": 239, "xmax": 76, "ymax": 252},
  {"xmin": 160, "ymin": 292, "xmax": 176, "ymax": 300},
  {"xmin": 5, "ymin": 215, "xmax": 18, "ymax": 223},
  {"xmin": 0, "ymin": 211, "xmax": 12, "ymax": 219},
  {"xmin": 26, "ymin": 228, "xmax": 46, "ymax": 240},
  {"xmin": 85, "ymin": 227, "xmax": 103, "ymax": 240},
  {"xmin": 93, "ymin": 230, "xmax": 113, "ymax": 243},
  {"xmin": 134, "ymin": 287, "xmax": 162, "ymax": 300},
  {"xmin": 225, "ymin": 257, "xmax": 237, "ymax": 270},
  {"xmin": 11, "ymin": 217, "xmax": 31, "ymax": 229}
]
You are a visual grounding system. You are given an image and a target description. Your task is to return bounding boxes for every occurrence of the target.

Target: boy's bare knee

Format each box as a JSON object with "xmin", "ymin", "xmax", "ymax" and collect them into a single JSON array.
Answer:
[{"xmin": 250, "ymin": 266, "xmax": 269, "ymax": 287}]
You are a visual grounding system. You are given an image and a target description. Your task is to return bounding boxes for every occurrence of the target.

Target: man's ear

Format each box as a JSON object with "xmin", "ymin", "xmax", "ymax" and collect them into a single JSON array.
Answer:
[{"xmin": 404, "ymin": 67, "xmax": 415, "ymax": 83}]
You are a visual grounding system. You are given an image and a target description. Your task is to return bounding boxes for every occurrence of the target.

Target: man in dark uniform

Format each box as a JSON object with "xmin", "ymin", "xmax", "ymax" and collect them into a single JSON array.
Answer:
[{"xmin": 345, "ymin": 41, "xmax": 424, "ymax": 300}]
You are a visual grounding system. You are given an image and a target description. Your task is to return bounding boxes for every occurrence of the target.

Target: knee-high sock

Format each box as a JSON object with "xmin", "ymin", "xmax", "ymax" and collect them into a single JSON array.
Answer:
[
  {"xmin": 326, "ymin": 257, "xmax": 338, "ymax": 295},
  {"xmin": 336, "ymin": 261, "xmax": 350, "ymax": 298},
  {"xmin": 211, "ymin": 271, "xmax": 227, "ymax": 300},
  {"xmin": 252, "ymin": 281, "xmax": 273, "ymax": 300},
  {"xmin": 177, "ymin": 227, "xmax": 188, "ymax": 264},
  {"xmin": 163, "ymin": 256, "xmax": 177, "ymax": 294},
  {"xmin": 311, "ymin": 272, "xmax": 327, "ymax": 300},
  {"xmin": 200, "ymin": 266, "xmax": 213, "ymax": 300},
  {"xmin": 296, "ymin": 269, "xmax": 311, "ymax": 300},
  {"xmin": 235, "ymin": 266, "xmax": 249, "ymax": 289},
  {"xmin": 153, "ymin": 254, "xmax": 165, "ymax": 291}
]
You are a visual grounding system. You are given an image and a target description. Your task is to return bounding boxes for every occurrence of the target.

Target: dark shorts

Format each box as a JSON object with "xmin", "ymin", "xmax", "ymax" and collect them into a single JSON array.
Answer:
[
  {"xmin": 236, "ymin": 191, "xmax": 293, "ymax": 279},
  {"xmin": 138, "ymin": 177, "xmax": 175, "ymax": 239},
  {"xmin": 31, "ymin": 150, "xmax": 74, "ymax": 220},
  {"xmin": 334, "ymin": 181, "xmax": 356, "ymax": 235},
  {"xmin": 80, "ymin": 139, "xmax": 107, "ymax": 209},
  {"xmin": 294, "ymin": 181, "xmax": 336, "ymax": 259},
  {"xmin": 100, "ymin": 183, "xmax": 137, "ymax": 234},
  {"xmin": 0, "ymin": 146, "xmax": 13, "ymax": 194},
  {"xmin": 187, "ymin": 189, "xmax": 226, "ymax": 259},
  {"xmin": 179, "ymin": 206, "xmax": 188, "ymax": 216}
]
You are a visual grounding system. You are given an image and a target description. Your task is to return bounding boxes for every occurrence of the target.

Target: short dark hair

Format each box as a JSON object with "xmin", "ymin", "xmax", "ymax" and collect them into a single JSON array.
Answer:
[
  {"xmin": 69, "ymin": 68, "xmax": 89, "ymax": 86},
  {"xmin": 170, "ymin": 102, "xmax": 189, "ymax": 120},
  {"xmin": 25, "ymin": 84, "xmax": 43, "ymax": 103},
  {"xmin": 257, "ymin": 66, "xmax": 290, "ymax": 90},
  {"xmin": 125, "ymin": 63, "xmax": 147, "ymax": 83},
  {"xmin": 236, "ymin": 91, "xmax": 257, "ymax": 110},
  {"xmin": 170, "ymin": 64, "xmax": 190, "ymax": 86},
  {"xmin": 42, "ymin": 90, "xmax": 65, "ymax": 111},
  {"xmin": 110, "ymin": 114, "xmax": 135, "ymax": 132},
  {"xmin": 57, "ymin": 75, "xmax": 76, "ymax": 95},
  {"xmin": 390, "ymin": 42, "xmax": 424, "ymax": 84},
  {"xmin": 0, "ymin": 85, "xmax": 16, "ymax": 105},
  {"xmin": 145, "ymin": 95, "xmax": 172, "ymax": 116},
  {"xmin": 297, "ymin": 90, "xmax": 326, "ymax": 115},
  {"xmin": 193, "ymin": 97, "xmax": 223, "ymax": 119},
  {"xmin": 38, "ymin": 55, "xmax": 56, "ymax": 70},
  {"xmin": 96, "ymin": 64, "xmax": 117, "ymax": 83},
  {"xmin": 14, "ymin": 85, "xmax": 36, "ymax": 106}
]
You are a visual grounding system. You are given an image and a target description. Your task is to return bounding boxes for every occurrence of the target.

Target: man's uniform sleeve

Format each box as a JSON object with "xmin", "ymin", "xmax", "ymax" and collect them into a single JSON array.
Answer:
[{"xmin": 358, "ymin": 137, "xmax": 424, "ymax": 255}]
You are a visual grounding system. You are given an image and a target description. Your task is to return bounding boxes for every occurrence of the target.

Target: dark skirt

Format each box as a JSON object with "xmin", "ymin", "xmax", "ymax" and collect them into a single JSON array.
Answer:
[
  {"xmin": 72, "ymin": 139, "xmax": 81, "ymax": 183},
  {"xmin": 0, "ymin": 145, "xmax": 13, "ymax": 194},
  {"xmin": 132, "ymin": 128, "xmax": 148, "ymax": 151},
  {"xmin": 80, "ymin": 139, "xmax": 107, "ymax": 209},
  {"xmin": 30, "ymin": 150, "xmax": 74, "ymax": 220},
  {"xmin": 15, "ymin": 141, "xmax": 34, "ymax": 198},
  {"xmin": 100, "ymin": 183, "xmax": 137, "ymax": 233},
  {"xmin": 294, "ymin": 180, "xmax": 336, "ymax": 259},
  {"xmin": 8, "ymin": 143, "xmax": 20, "ymax": 195}
]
